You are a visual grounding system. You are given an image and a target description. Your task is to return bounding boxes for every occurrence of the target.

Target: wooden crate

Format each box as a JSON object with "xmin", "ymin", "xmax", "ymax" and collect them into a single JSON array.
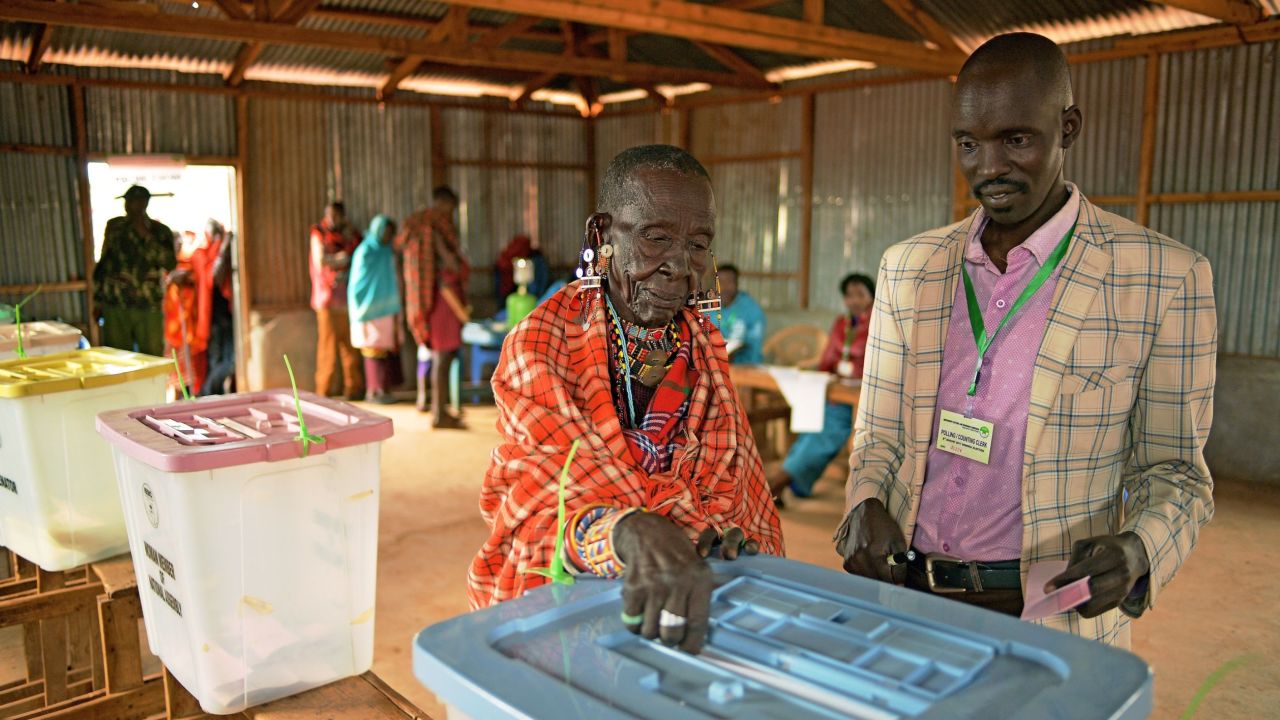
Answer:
[
  {"xmin": 158, "ymin": 670, "xmax": 431, "ymax": 720},
  {"xmin": 0, "ymin": 550, "xmax": 166, "ymax": 720}
]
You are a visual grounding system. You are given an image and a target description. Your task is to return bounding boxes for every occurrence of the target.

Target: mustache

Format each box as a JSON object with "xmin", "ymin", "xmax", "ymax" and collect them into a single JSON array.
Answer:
[{"xmin": 972, "ymin": 178, "xmax": 1030, "ymax": 199}]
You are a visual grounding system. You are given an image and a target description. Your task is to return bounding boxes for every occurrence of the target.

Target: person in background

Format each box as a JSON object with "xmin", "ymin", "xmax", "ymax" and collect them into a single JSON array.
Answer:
[
  {"xmin": 94, "ymin": 185, "xmax": 179, "ymax": 356},
  {"xmin": 716, "ymin": 263, "xmax": 765, "ymax": 364},
  {"xmin": 398, "ymin": 186, "xmax": 470, "ymax": 428},
  {"xmin": 310, "ymin": 201, "xmax": 364, "ymax": 400},
  {"xmin": 163, "ymin": 228, "xmax": 221, "ymax": 396},
  {"xmin": 202, "ymin": 220, "xmax": 236, "ymax": 395},
  {"xmin": 348, "ymin": 215, "xmax": 403, "ymax": 405},
  {"xmin": 495, "ymin": 234, "xmax": 550, "ymax": 303},
  {"xmin": 767, "ymin": 273, "xmax": 875, "ymax": 504},
  {"xmin": 836, "ymin": 33, "xmax": 1215, "ymax": 646}
]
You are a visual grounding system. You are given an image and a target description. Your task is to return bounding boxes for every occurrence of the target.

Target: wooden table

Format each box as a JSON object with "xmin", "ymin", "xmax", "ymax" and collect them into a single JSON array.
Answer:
[
  {"xmin": 729, "ymin": 365, "xmax": 862, "ymax": 407},
  {"xmin": 162, "ymin": 671, "xmax": 430, "ymax": 720}
]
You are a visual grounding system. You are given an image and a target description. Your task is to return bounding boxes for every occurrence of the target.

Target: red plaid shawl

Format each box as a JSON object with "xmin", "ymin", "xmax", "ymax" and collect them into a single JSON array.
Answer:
[{"xmin": 467, "ymin": 282, "xmax": 784, "ymax": 608}]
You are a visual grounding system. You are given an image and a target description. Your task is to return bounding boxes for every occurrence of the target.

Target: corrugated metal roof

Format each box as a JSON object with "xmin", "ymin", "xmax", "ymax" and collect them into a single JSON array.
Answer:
[{"xmin": 917, "ymin": 0, "xmax": 1219, "ymax": 47}]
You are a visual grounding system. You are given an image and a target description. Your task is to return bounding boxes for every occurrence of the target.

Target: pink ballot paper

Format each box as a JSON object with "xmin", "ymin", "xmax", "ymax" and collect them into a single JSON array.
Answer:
[{"xmin": 1021, "ymin": 560, "xmax": 1092, "ymax": 621}]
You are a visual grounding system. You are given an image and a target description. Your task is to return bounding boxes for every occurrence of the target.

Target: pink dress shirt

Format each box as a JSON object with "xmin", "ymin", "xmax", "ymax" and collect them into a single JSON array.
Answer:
[{"xmin": 913, "ymin": 186, "xmax": 1082, "ymax": 561}]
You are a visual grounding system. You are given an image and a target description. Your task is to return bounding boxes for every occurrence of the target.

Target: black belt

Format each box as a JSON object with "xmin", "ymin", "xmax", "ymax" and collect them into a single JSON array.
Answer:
[{"xmin": 907, "ymin": 551, "xmax": 1021, "ymax": 593}]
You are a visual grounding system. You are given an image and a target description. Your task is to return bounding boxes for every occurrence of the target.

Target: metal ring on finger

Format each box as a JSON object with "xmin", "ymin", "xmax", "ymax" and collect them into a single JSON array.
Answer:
[{"xmin": 658, "ymin": 609, "xmax": 687, "ymax": 628}]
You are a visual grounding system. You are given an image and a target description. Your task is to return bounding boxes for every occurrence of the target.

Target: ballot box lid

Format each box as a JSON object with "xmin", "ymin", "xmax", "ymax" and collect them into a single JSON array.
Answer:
[
  {"xmin": 96, "ymin": 389, "xmax": 393, "ymax": 471},
  {"xmin": 0, "ymin": 321, "xmax": 84, "ymax": 354},
  {"xmin": 0, "ymin": 347, "xmax": 169, "ymax": 398},
  {"xmin": 413, "ymin": 555, "xmax": 1152, "ymax": 720}
]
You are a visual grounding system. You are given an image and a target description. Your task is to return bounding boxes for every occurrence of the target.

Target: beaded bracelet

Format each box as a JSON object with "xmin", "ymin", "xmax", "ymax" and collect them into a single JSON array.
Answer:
[{"xmin": 562, "ymin": 504, "xmax": 644, "ymax": 578}]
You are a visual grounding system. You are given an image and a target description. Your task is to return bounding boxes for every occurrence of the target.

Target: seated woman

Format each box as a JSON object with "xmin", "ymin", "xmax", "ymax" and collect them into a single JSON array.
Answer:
[
  {"xmin": 469, "ymin": 145, "xmax": 783, "ymax": 653},
  {"xmin": 768, "ymin": 273, "xmax": 876, "ymax": 502}
]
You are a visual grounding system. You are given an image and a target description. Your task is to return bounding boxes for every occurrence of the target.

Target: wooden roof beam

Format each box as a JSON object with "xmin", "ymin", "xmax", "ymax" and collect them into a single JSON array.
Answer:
[
  {"xmin": 214, "ymin": 0, "xmax": 251, "ymax": 21},
  {"xmin": 276, "ymin": 0, "xmax": 323, "ymax": 24},
  {"xmin": 576, "ymin": 76, "xmax": 599, "ymax": 116},
  {"xmin": 475, "ymin": 15, "xmax": 548, "ymax": 48},
  {"xmin": 440, "ymin": 0, "xmax": 965, "ymax": 73},
  {"xmin": 803, "ymin": 0, "xmax": 823, "ymax": 24},
  {"xmin": 0, "ymin": 1, "xmax": 772, "ymax": 89},
  {"xmin": 631, "ymin": 81, "xmax": 673, "ymax": 110},
  {"xmin": 26, "ymin": 23, "xmax": 53, "ymax": 73},
  {"xmin": 880, "ymin": 0, "xmax": 962, "ymax": 52},
  {"xmin": 226, "ymin": 40, "xmax": 264, "ymax": 86},
  {"xmin": 514, "ymin": 70, "xmax": 560, "ymax": 107},
  {"xmin": 425, "ymin": 7, "xmax": 469, "ymax": 43},
  {"xmin": 1149, "ymin": 0, "xmax": 1264, "ymax": 25},
  {"xmin": 692, "ymin": 41, "xmax": 774, "ymax": 87},
  {"xmin": 378, "ymin": 54, "xmax": 422, "ymax": 100}
]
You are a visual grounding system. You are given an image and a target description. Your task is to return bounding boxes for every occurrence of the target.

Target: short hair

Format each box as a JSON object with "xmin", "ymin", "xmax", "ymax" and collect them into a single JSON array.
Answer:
[
  {"xmin": 433, "ymin": 185, "xmax": 459, "ymax": 203},
  {"xmin": 841, "ymin": 272, "xmax": 875, "ymax": 298},
  {"xmin": 207, "ymin": 219, "xmax": 226, "ymax": 237},
  {"xmin": 597, "ymin": 144, "xmax": 711, "ymax": 214},
  {"xmin": 719, "ymin": 263, "xmax": 740, "ymax": 280},
  {"xmin": 957, "ymin": 32, "xmax": 1073, "ymax": 107},
  {"xmin": 328, "ymin": 201, "xmax": 345, "ymax": 214}
]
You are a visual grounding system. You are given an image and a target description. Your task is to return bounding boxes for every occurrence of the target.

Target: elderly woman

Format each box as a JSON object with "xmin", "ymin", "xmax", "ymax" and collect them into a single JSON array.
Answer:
[{"xmin": 469, "ymin": 145, "xmax": 783, "ymax": 653}]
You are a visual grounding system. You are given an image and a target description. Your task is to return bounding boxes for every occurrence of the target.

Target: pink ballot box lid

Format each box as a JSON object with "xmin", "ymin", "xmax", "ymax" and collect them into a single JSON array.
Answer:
[
  {"xmin": 95, "ymin": 390, "xmax": 394, "ymax": 472},
  {"xmin": 0, "ymin": 321, "xmax": 84, "ymax": 354}
]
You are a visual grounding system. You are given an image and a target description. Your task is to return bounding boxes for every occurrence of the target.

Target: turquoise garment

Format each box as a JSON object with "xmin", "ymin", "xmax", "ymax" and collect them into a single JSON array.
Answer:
[
  {"xmin": 349, "ymin": 215, "xmax": 402, "ymax": 323},
  {"xmin": 782, "ymin": 402, "xmax": 854, "ymax": 497},
  {"xmin": 722, "ymin": 291, "xmax": 767, "ymax": 365}
]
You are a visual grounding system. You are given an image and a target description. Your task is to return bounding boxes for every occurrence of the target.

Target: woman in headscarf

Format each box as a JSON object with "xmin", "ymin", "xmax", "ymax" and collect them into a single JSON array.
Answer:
[{"xmin": 348, "ymin": 215, "xmax": 403, "ymax": 404}]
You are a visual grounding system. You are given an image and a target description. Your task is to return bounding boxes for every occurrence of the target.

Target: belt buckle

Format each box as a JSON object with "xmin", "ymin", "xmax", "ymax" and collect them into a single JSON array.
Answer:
[{"xmin": 925, "ymin": 553, "xmax": 969, "ymax": 594}]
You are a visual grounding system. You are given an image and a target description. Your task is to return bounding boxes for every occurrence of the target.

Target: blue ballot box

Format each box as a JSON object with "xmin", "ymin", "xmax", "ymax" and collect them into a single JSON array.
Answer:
[{"xmin": 414, "ymin": 555, "xmax": 1152, "ymax": 719}]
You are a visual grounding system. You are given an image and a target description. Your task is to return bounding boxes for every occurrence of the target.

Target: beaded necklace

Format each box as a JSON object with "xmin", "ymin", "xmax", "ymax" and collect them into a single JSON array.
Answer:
[{"xmin": 604, "ymin": 294, "xmax": 681, "ymax": 427}]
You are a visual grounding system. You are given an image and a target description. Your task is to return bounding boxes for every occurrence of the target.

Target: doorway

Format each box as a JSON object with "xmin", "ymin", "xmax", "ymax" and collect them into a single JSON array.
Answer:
[{"xmin": 87, "ymin": 158, "xmax": 242, "ymax": 398}]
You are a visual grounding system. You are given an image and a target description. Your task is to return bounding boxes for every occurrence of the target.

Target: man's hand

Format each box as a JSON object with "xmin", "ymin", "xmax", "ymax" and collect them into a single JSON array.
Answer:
[
  {"xmin": 1048, "ymin": 533, "xmax": 1149, "ymax": 618},
  {"xmin": 835, "ymin": 498, "xmax": 909, "ymax": 585},
  {"xmin": 695, "ymin": 526, "xmax": 761, "ymax": 561},
  {"xmin": 614, "ymin": 512, "xmax": 713, "ymax": 653},
  {"xmin": 167, "ymin": 268, "xmax": 194, "ymax": 287}
]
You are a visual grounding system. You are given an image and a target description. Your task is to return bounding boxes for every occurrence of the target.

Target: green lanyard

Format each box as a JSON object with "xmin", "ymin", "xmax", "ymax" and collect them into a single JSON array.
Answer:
[{"xmin": 961, "ymin": 222, "xmax": 1076, "ymax": 396}]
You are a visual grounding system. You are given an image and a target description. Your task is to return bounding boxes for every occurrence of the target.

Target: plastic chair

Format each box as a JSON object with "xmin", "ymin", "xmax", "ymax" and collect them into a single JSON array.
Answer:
[{"xmin": 762, "ymin": 324, "xmax": 829, "ymax": 368}]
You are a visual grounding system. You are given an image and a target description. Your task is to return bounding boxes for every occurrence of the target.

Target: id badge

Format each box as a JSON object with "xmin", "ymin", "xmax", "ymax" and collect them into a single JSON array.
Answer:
[
  {"xmin": 936, "ymin": 409, "xmax": 994, "ymax": 464},
  {"xmin": 836, "ymin": 360, "xmax": 854, "ymax": 377}
]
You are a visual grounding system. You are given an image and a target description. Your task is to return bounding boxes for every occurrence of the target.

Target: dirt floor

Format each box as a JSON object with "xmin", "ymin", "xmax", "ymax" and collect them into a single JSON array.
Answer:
[{"xmin": 3, "ymin": 401, "xmax": 1278, "ymax": 719}]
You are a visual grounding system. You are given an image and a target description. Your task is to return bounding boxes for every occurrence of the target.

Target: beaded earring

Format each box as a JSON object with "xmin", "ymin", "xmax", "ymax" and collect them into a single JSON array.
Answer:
[
  {"xmin": 693, "ymin": 253, "xmax": 723, "ymax": 331},
  {"xmin": 576, "ymin": 219, "xmax": 610, "ymax": 329}
]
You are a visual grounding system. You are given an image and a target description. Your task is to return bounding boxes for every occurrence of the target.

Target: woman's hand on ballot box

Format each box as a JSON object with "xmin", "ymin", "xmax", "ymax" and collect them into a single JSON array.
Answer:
[{"xmin": 615, "ymin": 513, "xmax": 761, "ymax": 654}]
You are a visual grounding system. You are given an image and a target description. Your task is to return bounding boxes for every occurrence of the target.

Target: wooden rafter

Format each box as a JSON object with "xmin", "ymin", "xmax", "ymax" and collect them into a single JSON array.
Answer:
[
  {"xmin": 693, "ymin": 41, "xmax": 772, "ymax": 86},
  {"xmin": 631, "ymin": 81, "xmax": 672, "ymax": 109},
  {"xmin": 425, "ymin": 7, "xmax": 469, "ymax": 43},
  {"xmin": 438, "ymin": 0, "xmax": 964, "ymax": 73},
  {"xmin": 0, "ymin": 0, "xmax": 771, "ymax": 88},
  {"xmin": 226, "ymin": 41, "xmax": 263, "ymax": 86},
  {"xmin": 213, "ymin": 0, "xmax": 251, "ymax": 21},
  {"xmin": 607, "ymin": 27, "xmax": 626, "ymax": 63},
  {"xmin": 475, "ymin": 15, "xmax": 545, "ymax": 48},
  {"xmin": 880, "ymin": 0, "xmax": 961, "ymax": 52},
  {"xmin": 515, "ymin": 70, "xmax": 560, "ymax": 106},
  {"xmin": 276, "ymin": 0, "xmax": 323, "ymax": 24},
  {"xmin": 1148, "ymin": 0, "xmax": 1263, "ymax": 25},
  {"xmin": 254, "ymin": 0, "xmax": 268, "ymax": 20},
  {"xmin": 379, "ymin": 55, "xmax": 423, "ymax": 100},
  {"xmin": 576, "ymin": 76, "xmax": 598, "ymax": 115},
  {"xmin": 26, "ymin": 24, "xmax": 53, "ymax": 73},
  {"xmin": 583, "ymin": 2, "xmax": 786, "ymax": 47},
  {"xmin": 803, "ymin": 0, "xmax": 823, "ymax": 24}
]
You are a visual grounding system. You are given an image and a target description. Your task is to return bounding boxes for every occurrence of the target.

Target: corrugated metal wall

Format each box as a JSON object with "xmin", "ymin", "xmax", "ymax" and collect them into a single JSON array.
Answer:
[
  {"xmin": 594, "ymin": 113, "xmax": 662, "ymax": 186},
  {"xmin": 442, "ymin": 106, "xmax": 589, "ymax": 286},
  {"xmin": 691, "ymin": 98, "xmax": 806, "ymax": 308},
  {"xmin": 0, "ymin": 76, "xmax": 84, "ymax": 324},
  {"xmin": 810, "ymin": 79, "xmax": 954, "ymax": 312},
  {"xmin": 1150, "ymin": 41, "xmax": 1280, "ymax": 356},
  {"xmin": 1065, "ymin": 55, "xmax": 1146, "ymax": 198},
  {"xmin": 84, "ymin": 86, "xmax": 236, "ymax": 156},
  {"xmin": 244, "ymin": 97, "xmax": 331, "ymax": 309}
]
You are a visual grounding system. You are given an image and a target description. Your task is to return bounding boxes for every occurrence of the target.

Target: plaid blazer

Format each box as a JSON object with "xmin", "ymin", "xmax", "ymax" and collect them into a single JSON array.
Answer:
[{"xmin": 845, "ymin": 196, "xmax": 1217, "ymax": 647}]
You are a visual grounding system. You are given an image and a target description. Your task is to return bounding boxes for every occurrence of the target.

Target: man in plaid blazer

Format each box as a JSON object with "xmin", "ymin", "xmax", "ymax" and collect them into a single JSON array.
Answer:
[{"xmin": 836, "ymin": 33, "xmax": 1216, "ymax": 647}]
